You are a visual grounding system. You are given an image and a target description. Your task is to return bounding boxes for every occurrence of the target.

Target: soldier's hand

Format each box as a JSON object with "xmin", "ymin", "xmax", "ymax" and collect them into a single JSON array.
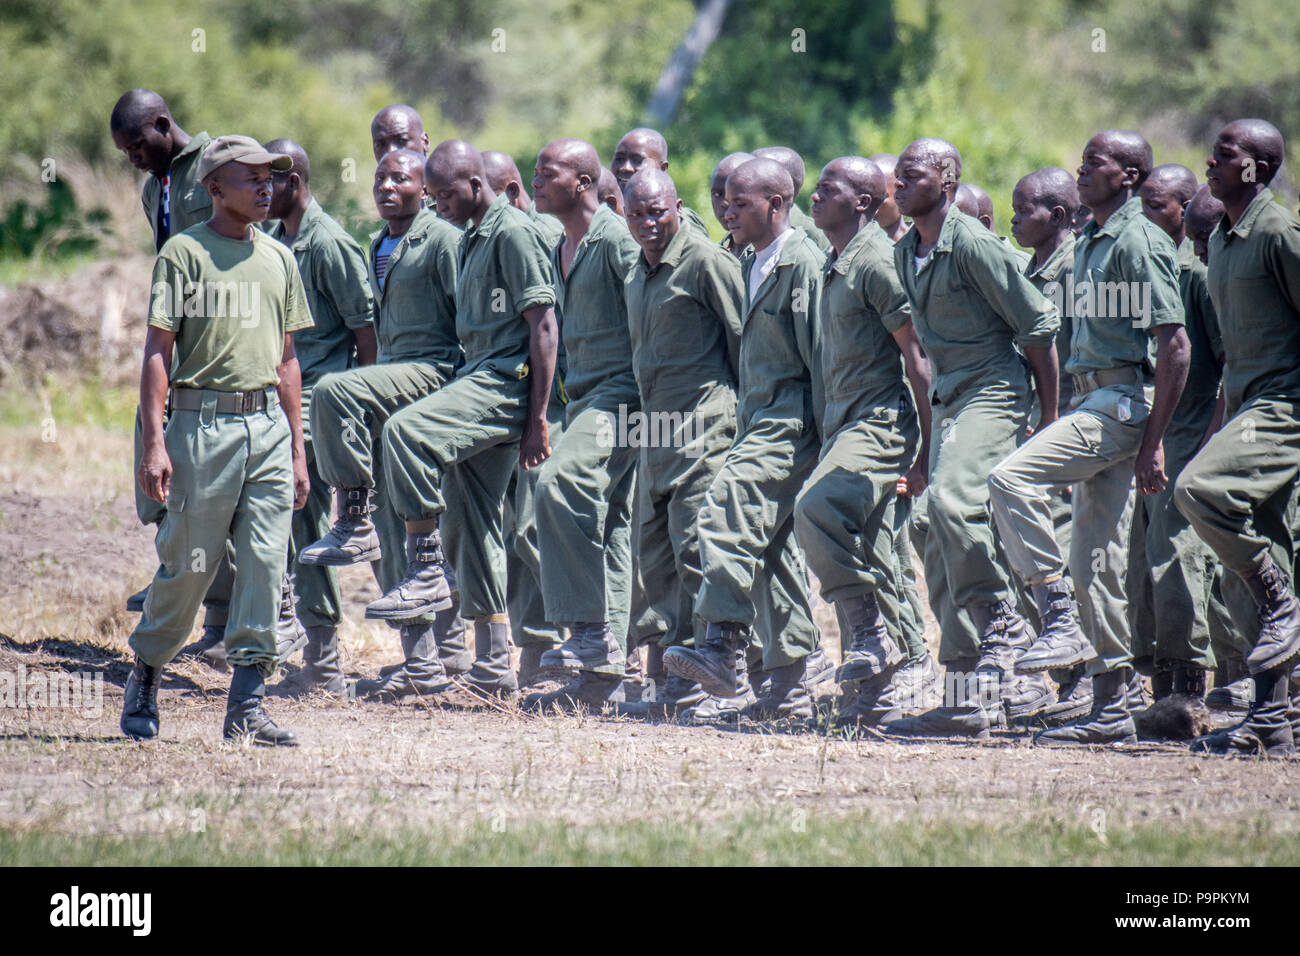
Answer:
[
  {"xmin": 292, "ymin": 456, "xmax": 310, "ymax": 510},
  {"xmin": 519, "ymin": 419, "xmax": 551, "ymax": 471},
  {"xmin": 139, "ymin": 443, "xmax": 172, "ymax": 503},
  {"xmin": 1135, "ymin": 441, "xmax": 1167, "ymax": 495},
  {"xmin": 900, "ymin": 461, "xmax": 929, "ymax": 498}
]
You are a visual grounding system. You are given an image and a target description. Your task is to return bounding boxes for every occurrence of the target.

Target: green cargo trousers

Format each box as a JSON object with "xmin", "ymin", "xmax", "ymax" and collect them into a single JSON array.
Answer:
[
  {"xmin": 382, "ymin": 367, "xmax": 530, "ymax": 619},
  {"xmin": 889, "ymin": 493, "xmax": 928, "ymax": 660},
  {"xmin": 694, "ymin": 419, "xmax": 821, "ymax": 669},
  {"xmin": 634, "ymin": 385, "xmax": 737, "ymax": 650},
  {"xmin": 130, "ymin": 391, "xmax": 292, "ymax": 675},
  {"xmin": 988, "ymin": 383, "xmax": 1150, "ymax": 674},
  {"xmin": 921, "ymin": 385, "xmax": 1029, "ymax": 662},
  {"xmin": 134, "ymin": 405, "xmax": 233, "ymax": 627},
  {"xmin": 505, "ymin": 390, "xmax": 566, "ymax": 647},
  {"xmin": 535, "ymin": 393, "xmax": 638, "ymax": 646}
]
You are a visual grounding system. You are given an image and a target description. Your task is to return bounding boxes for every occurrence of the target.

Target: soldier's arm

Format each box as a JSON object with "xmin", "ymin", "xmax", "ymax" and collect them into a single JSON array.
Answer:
[
  {"xmin": 700, "ymin": 251, "xmax": 745, "ymax": 380},
  {"xmin": 276, "ymin": 332, "xmax": 310, "ymax": 510},
  {"xmin": 138, "ymin": 325, "xmax": 175, "ymax": 503},
  {"xmin": 521, "ymin": 303, "xmax": 558, "ymax": 469},
  {"xmin": 892, "ymin": 321, "xmax": 933, "ymax": 495},
  {"xmin": 1023, "ymin": 344, "xmax": 1060, "ymax": 431},
  {"xmin": 1132, "ymin": 241, "xmax": 1189, "ymax": 495}
]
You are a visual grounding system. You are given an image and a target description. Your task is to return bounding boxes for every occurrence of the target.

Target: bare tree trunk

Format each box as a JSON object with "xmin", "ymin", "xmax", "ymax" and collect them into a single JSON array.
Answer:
[{"xmin": 644, "ymin": 0, "xmax": 732, "ymax": 128}]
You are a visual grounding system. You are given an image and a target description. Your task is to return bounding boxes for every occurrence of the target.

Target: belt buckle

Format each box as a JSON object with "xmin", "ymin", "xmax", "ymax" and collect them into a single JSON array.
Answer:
[{"xmin": 240, "ymin": 391, "xmax": 257, "ymax": 414}]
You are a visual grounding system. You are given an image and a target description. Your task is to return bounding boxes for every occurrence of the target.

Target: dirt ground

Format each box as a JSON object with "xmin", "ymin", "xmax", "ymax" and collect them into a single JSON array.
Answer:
[{"xmin": 2, "ymin": 422, "xmax": 1300, "ymax": 865}]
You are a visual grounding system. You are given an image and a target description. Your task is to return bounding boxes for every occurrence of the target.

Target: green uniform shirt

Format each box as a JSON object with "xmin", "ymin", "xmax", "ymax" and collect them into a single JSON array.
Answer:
[
  {"xmin": 737, "ymin": 231, "xmax": 823, "ymax": 433},
  {"xmin": 1024, "ymin": 233, "xmax": 1076, "ymax": 413},
  {"xmin": 148, "ymin": 223, "xmax": 313, "ymax": 391},
  {"xmin": 141, "ymin": 132, "xmax": 212, "ymax": 253},
  {"xmin": 819, "ymin": 221, "xmax": 912, "ymax": 438},
  {"xmin": 457, "ymin": 194, "xmax": 557, "ymax": 378},
  {"xmin": 272, "ymin": 198, "xmax": 375, "ymax": 387},
  {"xmin": 549, "ymin": 204, "xmax": 641, "ymax": 401},
  {"xmin": 625, "ymin": 224, "xmax": 743, "ymax": 408},
  {"xmin": 1172, "ymin": 237, "xmax": 1224, "ymax": 431},
  {"xmin": 368, "ymin": 206, "xmax": 462, "ymax": 376},
  {"xmin": 684, "ymin": 206, "xmax": 712, "ymax": 240},
  {"xmin": 1207, "ymin": 187, "xmax": 1300, "ymax": 412},
  {"xmin": 528, "ymin": 202, "xmax": 565, "ymax": 247},
  {"xmin": 790, "ymin": 204, "xmax": 831, "ymax": 253},
  {"xmin": 895, "ymin": 207, "xmax": 1058, "ymax": 406},
  {"xmin": 1070, "ymin": 195, "xmax": 1184, "ymax": 375}
]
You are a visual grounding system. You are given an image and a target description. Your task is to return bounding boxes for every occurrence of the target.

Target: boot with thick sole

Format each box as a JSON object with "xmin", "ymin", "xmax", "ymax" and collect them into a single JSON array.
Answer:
[
  {"xmin": 223, "ymin": 665, "xmax": 298, "ymax": 746},
  {"xmin": 886, "ymin": 656, "xmax": 1007, "ymax": 737},
  {"xmin": 1036, "ymin": 669, "xmax": 1093, "ymax": 727},
  {"xmin": 1207, "ymin": 656, "xmax": 1251, "ymax": 712},
  {"xmin": 664, "ymin": 622, "xmax": 749, "ymax": 698},
  {"xmin": 274, "ymin": 625, "xmax": 346, "ymax": 696},
  {"xmin": 1241, "ymin": 555, "xmax": 1300, "ymax": 673},
  {"xmin": 1034, "ymin": 666, "xmax": 1137, "ymax": 746},
  {"xmin": 1000, "ymin": 670, "xmax": 1056, "ymax": 722},
  {"xmin": 1192, "ymin": 666, "xmax": 1294, "ymax": 756},
  {"xmin": 524, "ymin": 671, "xmax": 626, "ymax": 714},
  {"xmin": 540, "ymin": 622, "xmax": 626, "ymax": 675},
  {"xmin": 681, "ymin": 648, "xmax": 757, "ymax": 724},
  {"xmin": 741, "ymin": 658, "xmax": 814, "ymax": 722},
  {"xmin": 275, "ymin": 572, "xmax": 308, "ymax": 664},
  {"xmin": 834, "ymin": 669, "xmax": 901, "ymax": 731},
  {"xmin": 299, "ymin": 487, "xmax": 381, "ymax": 566},
  {"xmin": 430, "ymin": 617, "xmax": 519, "ymax": 706},
  {"xmin": 120, "ymin": 655, "xmax": 162, "ymax": 739},
  {"xmin": 366, "ymin": 528, "xmax": 453, "ymax": 621},
  {"xmin": 1015, "ymin": 578, "xmax": 1096, "ymax": 673},
  {"xmin": 126, "ymin": 585, "xmax": 149, "ymax": 614},
  {"xmin": 354, "ymin": 622, "xmax": 448, "ymax": 701},
  {"xmin": 803, "ymin": 646, "xmax": 836, "ymax": 690},
  {"xmin": 516, "ymin": 642, "xmax": 555, "ymax": 688},
  {"xmin": 617, "ymin": 674, "xmax": 706, "ymax": 719},
  {"xmin": 834, "ymin": 593, "xmax": 903, "ymax": 682}
]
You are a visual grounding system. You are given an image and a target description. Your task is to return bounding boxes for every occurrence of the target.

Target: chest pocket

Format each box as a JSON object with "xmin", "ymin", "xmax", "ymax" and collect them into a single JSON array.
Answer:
[{"xmin": 649, "ymin": 294, "xmax": 705, "ymax": 359}]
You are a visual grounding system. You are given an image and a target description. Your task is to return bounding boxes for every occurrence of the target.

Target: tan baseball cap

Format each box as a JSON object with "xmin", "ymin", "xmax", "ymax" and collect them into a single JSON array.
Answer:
[{"xmin": 198, "ymin": 135, "xmax": 292, "ymax": 181}]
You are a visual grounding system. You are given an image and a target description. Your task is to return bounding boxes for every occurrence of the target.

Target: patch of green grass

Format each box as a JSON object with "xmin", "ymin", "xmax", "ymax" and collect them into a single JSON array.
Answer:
[
  {"xmin": 0, "ymin": 250, "xmax": 103, "ymax": 288},
  {"xmin": 2, "ymin": 812, "xmax": 1293, "ymax": 866},
  {"xmin": 0, "ymin": 373, "xmax": 136, "ymax": 433}
]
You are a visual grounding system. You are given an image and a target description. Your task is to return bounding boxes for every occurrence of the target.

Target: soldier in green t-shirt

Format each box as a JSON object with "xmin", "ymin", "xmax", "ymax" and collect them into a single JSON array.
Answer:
[
  {"xmin": 371, "ymin": 140, "xmax": 560, "ymax": 705},
  {"xmin": 121, "ymin": 136, "xmax": 312, "ymax": 746},
  {"xmin": 1177, "ymin": 119, "xmax": 1300, "ymax": 756}
]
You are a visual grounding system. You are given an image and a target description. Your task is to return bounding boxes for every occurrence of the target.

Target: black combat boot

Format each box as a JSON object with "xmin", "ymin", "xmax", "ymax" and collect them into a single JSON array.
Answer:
[
  {"xmin": 366, "ymin": 527, "xmax": 453, "ymax": 620},
  {"xmin": 663, "ymin": 622, "xmax": 749, "ymax": 698},
  {"xmin": 1191, "ymin": 666, "xmax": 1294, "ymax": 757},
  {"xmin": 1034, "ymin": 666, "xmax": 1137, "ymax": 746},
  {"xmin": 224, "ymin": 665, "xmax": 298, "ymax": 746},
  {"xmin": 1241, "ymin": 556, "xmax": 1300, "ymax": 673},
  {"xmin": 834, "ymin": 593, "xmax": 903, "ymax": 682},
  {"xmin": 274, "ymin": 625, "xmax": 346, "ymax": 696},
  {"xmin": 354, "ymin": 622, "xmax": 447, "ymax": 701},
  {"xmin": 1016, "ymin": 577, "xmax": 1095, "ymax": 673},
  {"xmin": 120, "ymin": 656, "xmax": 162, "ymax": 739}
]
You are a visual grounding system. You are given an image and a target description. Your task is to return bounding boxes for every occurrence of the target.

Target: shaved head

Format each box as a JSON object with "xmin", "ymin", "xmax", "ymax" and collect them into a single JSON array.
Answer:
[
  {"xmin": 1219, "ymin": 118, "xmax": 1285, "ymax": 185},
  {"xmin": 1185, "ymin": 184, "xmax": 1225, "ymax": 236},
  {"xmin": 626, "ymin": 168, "xmax": 678, "ymax": 207},
  {"xmin": 371, "ymin": 104, "xmax": 429, "ymax": 161},
  {"xmin": 597, "ymin": 168, "xmax": 624, "ymax": 215},
  {"xmin": 542, "ymin": 138, "xmax": 602, "ymax": 186},
  {"xmin": 619, "ymin": 127, "xmax": 668, "ymax": 162},
  {"xmin": 961, "ymin": 182, "xmax": 994, "ymax": 227},
  {"xmin": 754, "ymin": 146, "xmax": 807, "ymax": 194},
  {"xmin": 263, "ymin": 138, "xmax": 310, "ymax": 184},
  {"xmin": 382, "ymin": 148, "xmax": 428, "ymax": 177},
  {"xmin": 612, "ymin": 127, "xmax": 670, "ymax": 189},
  {"xmin": 868, "ymin": 153, "xmax": 898, "ymax": 177},
  {"xmin": 481, "ymin": 150, "xmax": 524, "ymax": 194},
  {"xmin": 730, "ymin": 157, "xmax": 795, "ymax": 202},
  {"xmin": 427, "ymin": 139, "xmax": 485, "ymax": 183},
  {"xmin": 1018, "ymin": 167, "xmax": 1080, "ymax": 216},
  {"xmin": 110, "ymin": 88, "xmax": 168, "ymax": 133},
  {"xmin": 954, "ymin": 183, "xmax": 981, "ymax": 219},
  {"xmin": 1092, "ymin": 129, "xmax": 1153, "ymax": 187},
  {"xmin": 1146, "ymin": 163, "xmax": 1199, "ymax": 205},
  {"xmin": 899, "ymin": 138, "xmax": 962, "ymax": 186},
  {"xmin": 824, "ymin": 156, "xmax": 886, "ymax": 208},
  {"xmin": 713, "ymin": 151, "xmax": 754, "ymax": 182}
]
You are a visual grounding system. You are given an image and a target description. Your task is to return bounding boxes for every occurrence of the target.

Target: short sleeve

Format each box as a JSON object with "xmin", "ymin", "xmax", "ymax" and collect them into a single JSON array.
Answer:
[
  {"xmin": 147, "ymin": 247, "xmax": 188, "ymax": 332},
  {"xmin": 500, "ymin": 223, "xmax": 556, "ymax": 313},
  {"xmin": 318, "ymin": 232, "xmax": 375, "ymax": 330},
  {"xmin": 284, "ymin": 249, "xmax": 314, "ymax": 333}
]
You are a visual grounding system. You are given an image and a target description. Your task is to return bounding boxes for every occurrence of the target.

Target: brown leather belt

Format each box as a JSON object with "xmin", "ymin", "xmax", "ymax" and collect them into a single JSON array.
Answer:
[
  {"xmin": 169, "ymin": 386, "xmax": 270, "ymax": 415},
  {"xmin": 1071, "ymin": 366, "xmax": 1146, "ymax": 395}
]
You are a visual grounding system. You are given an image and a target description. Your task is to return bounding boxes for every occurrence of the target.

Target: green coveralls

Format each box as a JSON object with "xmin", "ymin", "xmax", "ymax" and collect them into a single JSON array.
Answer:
[
  {"xmin": 895, "ymin": 208, "xmax": 1058, "ymax": 664},
  {"xmin": 1176, "ymin": 188, "xmax": 1300, "ymax": 653},
  {"xmin": 382, "ymin": 195, "xmax": 557, "ymax": 619},
  {"xmin": 694, "ymin": 229, "xmax": 825, "ymax": 669},
  {"xmin": 625, "ymin": 225, "xmax": 743, "ymax": 650},
  {"xmin": 272, "ymin": 199, "xmax": 376, "ymax": 629},
  {"xmin": 989, "ymin": 197, "xmax": 1184, "ymax": 675},
  {"xmin": 309, "ymin": 206, "xmax": 462, "ymax": 619},
  {"xmin": 534, "ymin": 205, "xmax": 640, "ymax": 646},
  {"xmin": 131, "ymin": 223, "xmax": 312, "ymax": 674},
  {"xmin": 793, "ymin": 222, "xmax": 925, "ymax": 659},
  {"xmin": 790, "ymin": 204, "xmax": 831, "ymax": 253},
  {"xmin": 1129, "ymin": 238, "xmax": 1228, "ymax": 673}
]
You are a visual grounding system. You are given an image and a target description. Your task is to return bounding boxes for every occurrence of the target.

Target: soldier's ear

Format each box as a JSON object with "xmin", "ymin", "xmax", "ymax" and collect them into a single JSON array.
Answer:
[
  {"xmin": 506, "ymin": 181, "xmax": 522, "ymax": 203},
  {"xmin": 154, "ymin": 114, "xmax": 171, "ymax": 137},
  {"xmin": 1121, "ymin": 165, "xmax": 1141, "ymax": 189}
]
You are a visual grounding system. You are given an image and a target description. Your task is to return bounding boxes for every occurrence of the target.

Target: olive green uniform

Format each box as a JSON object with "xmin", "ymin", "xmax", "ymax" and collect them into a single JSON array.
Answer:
[
  {"xmin": 793, "ymin": 222, "xmax": 923, "ymax": 657},
  {"xmin": 895, "ymin": 208, "xmax": 1058, "ymax": 663},
  {"xmin": 309, "ymin": 206, "xmax": 461, "ymax": 614},
  {"xmin": 1129, "ymin": 238, "xmax": 1229, "ymax": 672},
  {"xmin": 694, "ymin": 229, "xmax": 824, "ymax": 669},
  {"xmin": 989, "ymin": 196, "xmax": 1184, "ymax": 675},
  {"xmin": 625, "ymin": 225, "xmax": 743, "ymax": 650},
  {"xmin": 790, "ymin": 204, "xmax": 831, "ymax": 253},
  {"xmin": 535, "ymin": 205, "xmax": 641, "ymax": 643},
  {"xmin": 130, "ymin": 223, "xmax": 312, "ymax": 672},
  {"xmin": 272, "ymin": 199, "xmax": 376, "ymax": 629},
  {"xmin": 382, "ymin": 195, "xmax": 556, "ymax": 619},
  {"xmin": 1176, "ymin": 188, "xmax": 1300, "ymax": 649}
]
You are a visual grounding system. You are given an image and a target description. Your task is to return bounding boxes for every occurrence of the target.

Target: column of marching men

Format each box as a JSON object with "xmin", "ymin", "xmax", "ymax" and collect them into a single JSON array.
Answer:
[{"xmin": 109, "ymin": 87, "xmax": 1300, "ymax": 755}]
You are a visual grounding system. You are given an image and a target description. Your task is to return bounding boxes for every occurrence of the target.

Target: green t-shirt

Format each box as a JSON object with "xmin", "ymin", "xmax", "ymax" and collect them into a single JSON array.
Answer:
[
  {"xmin": 272, "ymin": 199, "xmax": 375, "ymax": 387},
  {"xmin": 148, "ymin": 222, "xmax": 313, "ymax": 391},
  {"xmin": 1207, "ymin": 187, "xmax": 1300, "ymax": 414},
  {"xmin": 818, "ymin": 221, "xmax": 912, "ymax": 439},
  {"xmin": 549, "ymin": 204, "xmax": 641, "ymax": 403},
  {"xmin": 1070, "ymin": 195, "xmax": 1184, "ymax": 376},
  {"xmin": 895, "ymin": 206, "xmax": 1058, "ymax": 406},
  {"xmin": 456, "ymin": 194, "xmax": 557, "ymax": 378}
]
